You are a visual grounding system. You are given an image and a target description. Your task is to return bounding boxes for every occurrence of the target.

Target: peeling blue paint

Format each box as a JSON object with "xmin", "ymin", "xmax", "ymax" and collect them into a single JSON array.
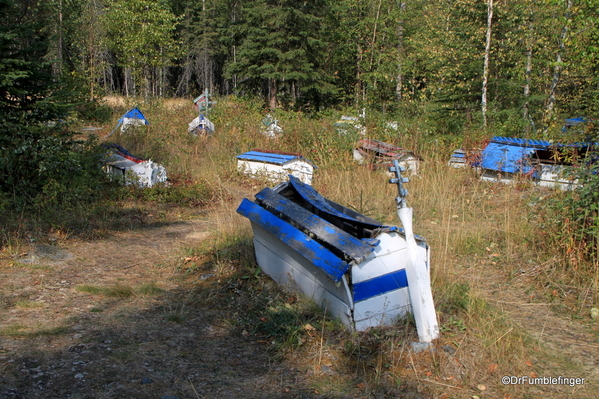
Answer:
[
  {"xmin": 254, "ymin": 188, "xmax": 377, "ymax": 264},
  {"xmin": 236, "ymin": 199, "xmax": 350, "ymax": 282}
]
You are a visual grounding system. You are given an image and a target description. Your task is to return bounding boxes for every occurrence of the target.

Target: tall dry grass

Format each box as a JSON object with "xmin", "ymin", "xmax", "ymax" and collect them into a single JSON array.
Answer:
[{"xmin": 97, "ymin": 96, "xmax": 563, "ymax": 397}]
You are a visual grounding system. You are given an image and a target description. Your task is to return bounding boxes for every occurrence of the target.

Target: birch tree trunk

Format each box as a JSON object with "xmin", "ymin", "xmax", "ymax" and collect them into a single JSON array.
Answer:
[
  {"xmin": 268, "ymin": 78, "xmax": 277, "ymax": 111},
  {"xmin": 543, "ymin": 0, "xmax": 572, "ymax": 134},
  {"xmin": 396, "ymin": 1, "xmax": 406, "ymax": 101},
  {"xmin": 523, "ymin": 6, "xmax": 534, "ymax": 133},
  {"xmin": 481, "ymin": 0, "xmax": 493, "ymax": 129}
]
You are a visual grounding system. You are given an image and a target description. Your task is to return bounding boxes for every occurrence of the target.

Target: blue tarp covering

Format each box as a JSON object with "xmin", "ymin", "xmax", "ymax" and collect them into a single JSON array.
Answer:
[
  {"xmin": 118, "ymin": 107, "xmax": 150, "ymax": 125},
  {"xmin": 480, "ymin": 140, "xmax": 537, "ymax": 175},
  {"xmin": 480, "ymin": 136, "xmax": 598, "ymax": 176}
]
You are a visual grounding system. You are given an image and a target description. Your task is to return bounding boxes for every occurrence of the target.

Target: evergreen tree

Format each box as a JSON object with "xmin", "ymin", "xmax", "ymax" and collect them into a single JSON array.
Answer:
[
  {"xmin": 174, "ymin": 0, "xmax": 232, "ymax": 96},
  {"xmin": 0, "ymin": 0, "xmax": 105, "ymax": 209},
  {"xmin": 225, "ymin": 0, "xmax": 334, "ymax": 110}
]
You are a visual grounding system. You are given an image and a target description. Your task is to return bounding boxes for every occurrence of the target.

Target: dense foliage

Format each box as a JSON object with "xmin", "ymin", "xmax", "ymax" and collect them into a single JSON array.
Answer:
[
  {"xmin": 3, "ymin": 0, "xmax": 599, "ymax": 284},
  {"xmin": 0, "ymin": 0, "xmax": 109, "ymax": 211},
  {"xmin": 13, "ymin": 0, "xmax": 595, "ymax": 134}
]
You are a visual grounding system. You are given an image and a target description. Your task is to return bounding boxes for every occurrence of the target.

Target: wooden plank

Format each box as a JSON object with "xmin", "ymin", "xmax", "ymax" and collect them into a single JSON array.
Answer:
[
  {"xmin": 236, "ymin": 199, "xmax": 350, "ymax": 282},
  {"xmin": 285, "ymin": 176, "xmax": 384, "ymax": 229},
  {"xmin": 254, "ymin": 188, "xmax": 376, "ymax": 264}
]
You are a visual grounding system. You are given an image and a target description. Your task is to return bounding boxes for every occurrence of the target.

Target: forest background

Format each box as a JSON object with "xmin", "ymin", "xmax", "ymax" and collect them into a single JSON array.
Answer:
[{"xmin": 4, "ymin": 0, "xmax": 598, "ymax": 133}]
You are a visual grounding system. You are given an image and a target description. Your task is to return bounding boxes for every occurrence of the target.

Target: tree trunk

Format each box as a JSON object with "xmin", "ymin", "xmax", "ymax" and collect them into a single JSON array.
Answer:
[
  {"xmin": 268, "ymin": 78, "xmax": 277, "ymax": 111},
  {"xmin": 52, "ymin": 0, "xmax": 64, "ymax": 79},
  {"xmin": 543, "ymin": 0, "xmax": 572, "ymax": 134},
  {"xmin": 523, "ymin": 6, "xmax": 534, "ymax": 133},
  {"xmin": 124, "ymin": 68, "xmax": 130, "ymax": 97},
  {"xmin": 356, "ymin": 44, "xmax": 363, "ymax": 107},
  {"xmin": 481, "ymin": 0, "xmax": 493, "ymax": 129},
  {"xmin": 396, "ymin": 2, "xmax": 406, "ymax": 101}
]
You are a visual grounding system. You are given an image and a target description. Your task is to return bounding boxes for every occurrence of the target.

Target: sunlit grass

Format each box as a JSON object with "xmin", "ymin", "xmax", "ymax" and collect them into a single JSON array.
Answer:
[
  {"xmin": 1, "ymin": 96, "xmax": 581, "ymax": 398},
  {"xmin": 15, "ymin": 300, "xmax": 44, "ymax": 309},
  {"xmin": 75, "ymin": 283, "xmax": 133, "ymax": 298},
  {"xmin": 0, "ymin": 323, "xmax": 67, "ymax": 338}
]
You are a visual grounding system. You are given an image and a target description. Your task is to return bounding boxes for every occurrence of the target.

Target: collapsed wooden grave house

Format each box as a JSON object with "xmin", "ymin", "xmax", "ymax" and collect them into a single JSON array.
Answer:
[
  {"xmin": 236, "ymin": 150, "xmax": 316, "ymax": 185},
  {"xmin": 236, "ymin": 171, "xmax": 439, "ymax": 342},
  {"xmin": 353, "ymin": 138, "xmax": 423, "ymax": 175},
  {"xmin": 102, "ymin": 143, "xmax": 167, "ymax": 188}
]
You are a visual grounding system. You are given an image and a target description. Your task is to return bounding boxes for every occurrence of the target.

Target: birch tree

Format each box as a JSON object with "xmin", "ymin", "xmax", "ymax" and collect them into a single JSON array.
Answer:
[
  {"xmin": 481, "ymin": 0, "xmax": 493, "ymax": 129},
  {"xmin": 104, "ymin": 0, "xmax": 181, "ymax": 98},
  {"xmin": 543, "ymin": 0, "xmax": 572, "ymax": 134}
]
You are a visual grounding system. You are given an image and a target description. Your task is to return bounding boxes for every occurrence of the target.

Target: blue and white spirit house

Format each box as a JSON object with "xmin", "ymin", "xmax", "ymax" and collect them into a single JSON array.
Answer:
[{"xmin": 236, "ymin": 164, "xmax": 439, "ymax": 342}]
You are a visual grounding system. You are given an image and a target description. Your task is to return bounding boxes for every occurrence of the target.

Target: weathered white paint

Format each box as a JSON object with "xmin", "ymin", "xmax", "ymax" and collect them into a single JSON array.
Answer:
[
  {"xmin": 237, "ymin": 152, "xmax": 315, "ymax": 185},
  {"xmin": 249, "ymin": 221, "xmax": 432, "ymax": 333},
  {"xmin": 120, "ymin": 117, "xmax": 147, "ymax": 133},
  {"xmin": 105, "ymin": 155, "xmax": 167, "ymax": 188},
  {"xmin": 480, "ymin": 165, "xmax": 579, "ymax": 190},
  {"xmin": 250, "ymin": 223, "xmax": 353, "ymax": 327},
  {"xmin": 398, "ymin": 207, "xmax": 439, "ymax": 342},
  {"xmin": 188, "ymin": 115, "xmax": 215, "ymax": 135}
]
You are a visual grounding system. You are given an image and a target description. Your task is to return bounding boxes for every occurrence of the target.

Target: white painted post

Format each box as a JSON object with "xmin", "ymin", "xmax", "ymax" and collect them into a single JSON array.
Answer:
[{"xmin": 398, "ymin": 207, "xmax": 439, "ymax": 342}]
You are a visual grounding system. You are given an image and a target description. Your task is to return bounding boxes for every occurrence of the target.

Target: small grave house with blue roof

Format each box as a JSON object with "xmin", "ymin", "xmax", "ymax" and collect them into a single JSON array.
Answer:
[
  {"xmin": 236, "ymin": 150, "xmax": 316, "ymax": 185},
  {"xmin": 236, "ymin": 174, "xmax": 439, "ymax": 341},
  {"xmin": 106, "ymin": 107, "xmax": 150, "ymax": 137},
  {"xmin": 479, "ymin": 136, "xmax": 595, "ymax": 189}
]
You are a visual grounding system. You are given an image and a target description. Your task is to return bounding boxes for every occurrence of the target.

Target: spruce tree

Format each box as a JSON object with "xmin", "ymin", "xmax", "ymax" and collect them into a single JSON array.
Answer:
[
  {"xmin": 0, "ymin": 0, "xmax": 105, "ymax": 209},
  {"xmin": 225, "ymin": 0, "xmax": 334, "ymax": 110}
]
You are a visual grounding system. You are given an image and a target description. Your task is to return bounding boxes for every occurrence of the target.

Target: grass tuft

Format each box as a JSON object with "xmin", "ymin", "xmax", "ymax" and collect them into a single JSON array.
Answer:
[
  {"xmin": 0, "ymin": 323, "xmax": 67, "ymax": 338},
  {"xmin": 76, "ymin": 283, "xmax": 135, "ymax": 298}
]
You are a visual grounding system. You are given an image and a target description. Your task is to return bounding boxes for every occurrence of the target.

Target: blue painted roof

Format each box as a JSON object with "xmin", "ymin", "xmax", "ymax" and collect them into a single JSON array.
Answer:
[
  {"xmin": 118, "ymin": 107, "xmax": 150, "ymax": 125},
  {"xmin": 564, "ymin": 117, "xmax": 588, "ymax": 125},
  {"xmin": 237, "ymin": 175, "xmax": 429, "ymax": 282},
  {"xmin": 481, "ymin": 136, "xmax": 598, "ymax": 175},
  {"xmin": 481, "ymin": 141, "xmax": 536, "ymax": 174},
  {"xmin": 236, "ymin": 151, "xmax": 313, "ymax": 166},
  {"xmin": 451, "ymin": 150, "xmax": 465, "ymax": 159},
  {"xmin": 237, "ymin": 198, "xmax": 352, "ymax": 282}
]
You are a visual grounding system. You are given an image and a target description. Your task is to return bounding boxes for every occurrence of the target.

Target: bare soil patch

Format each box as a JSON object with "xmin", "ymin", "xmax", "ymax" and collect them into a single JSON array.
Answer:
[
  {"xmin": 2, "ymin": 184, "xmax": 598, "ymax": 399},
  {"xmin": 0, "ymin": 204, "xmax": 314, "ymax": 399}
]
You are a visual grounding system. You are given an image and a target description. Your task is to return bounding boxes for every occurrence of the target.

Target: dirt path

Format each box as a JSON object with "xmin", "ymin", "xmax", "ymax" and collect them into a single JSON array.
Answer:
[{"xmin": 0, "ymin": 203, "xmax": 316, "ymax": 399}]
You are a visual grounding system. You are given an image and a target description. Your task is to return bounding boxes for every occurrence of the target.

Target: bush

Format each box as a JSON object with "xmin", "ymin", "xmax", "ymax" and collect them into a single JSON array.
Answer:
[{"xmin": 530, "ymin": 154, "xmax": 599, "ymax": 296}]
